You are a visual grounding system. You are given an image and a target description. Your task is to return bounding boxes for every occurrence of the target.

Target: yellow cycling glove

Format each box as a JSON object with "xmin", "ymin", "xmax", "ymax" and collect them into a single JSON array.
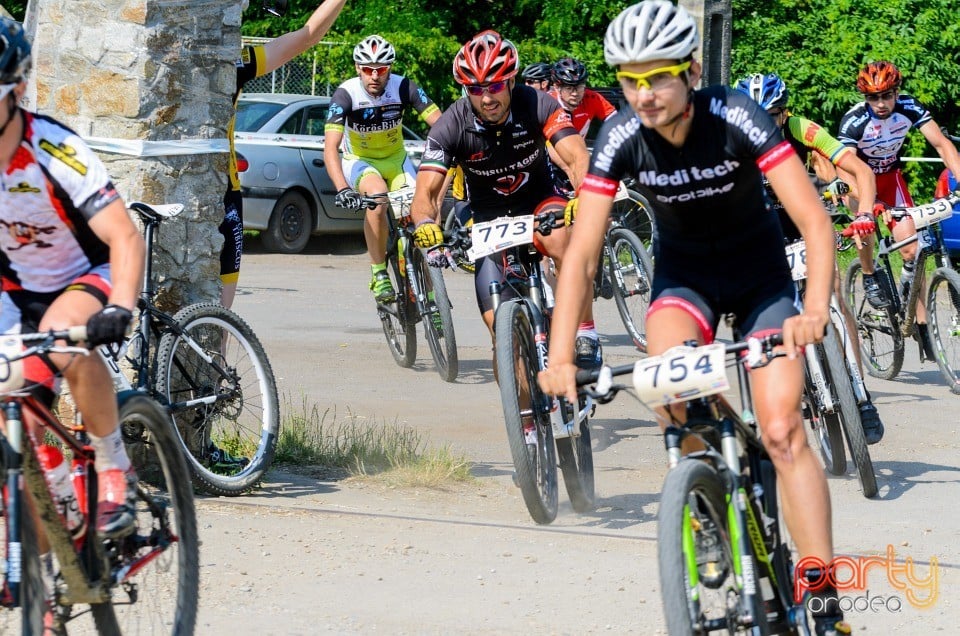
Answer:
[
  {"xmin": 563, "ymin": 197, "xmax": 579, "ymax": 226},
  {"xmin": 413, "ymin": 221, "xmax": 443, "ymax": 248}
]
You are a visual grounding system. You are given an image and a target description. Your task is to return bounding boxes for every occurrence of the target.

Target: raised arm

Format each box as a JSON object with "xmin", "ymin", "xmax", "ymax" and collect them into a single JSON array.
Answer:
[
  {"xmin": 262, "ymin": 0, "xmax": 349, "ymax": 74},
  {"xmin": 920, "ymin": 119, "xmax": 960, "ymax": 184}
]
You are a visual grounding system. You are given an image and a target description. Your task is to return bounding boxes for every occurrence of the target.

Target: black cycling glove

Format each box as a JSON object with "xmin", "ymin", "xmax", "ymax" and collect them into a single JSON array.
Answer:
[
  {"xmin": 86, "ymin": 304, "xmax": 133, "ymax": 347},
  {"xmin": 334, "ymin": 187, "xmax": 363, "ymax": 209}
]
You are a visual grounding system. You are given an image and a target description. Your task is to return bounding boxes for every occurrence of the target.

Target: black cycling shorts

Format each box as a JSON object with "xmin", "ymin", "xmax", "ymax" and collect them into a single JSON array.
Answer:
[{"xmin": 219, "ymin": 188, "xmax": 244, "ymax": 283}]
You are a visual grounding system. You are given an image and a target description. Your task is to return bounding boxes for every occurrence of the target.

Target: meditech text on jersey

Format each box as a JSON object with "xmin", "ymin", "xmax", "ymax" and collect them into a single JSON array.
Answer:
[
  {"xmin": 709, "ymin": 98, "xmax": 770, "ymax": 146},
  {"xmin": 636, "ymin": 159, "xmax": 741, "ymax": 187},
  {"xmin": 593, "ymin": 117, "xmax": 642, "ymax": 173}
]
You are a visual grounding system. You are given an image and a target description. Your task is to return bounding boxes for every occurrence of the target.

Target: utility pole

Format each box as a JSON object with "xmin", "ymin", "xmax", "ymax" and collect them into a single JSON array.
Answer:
[{"xmin": 679, "ymin": 0, "xmax": 732, "ymax": 87}]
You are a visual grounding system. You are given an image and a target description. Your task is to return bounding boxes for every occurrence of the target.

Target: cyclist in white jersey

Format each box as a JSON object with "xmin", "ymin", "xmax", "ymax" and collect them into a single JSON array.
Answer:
[{"xmin": 0, "ymin": 18, "xmax": 146, "ymax": 539}]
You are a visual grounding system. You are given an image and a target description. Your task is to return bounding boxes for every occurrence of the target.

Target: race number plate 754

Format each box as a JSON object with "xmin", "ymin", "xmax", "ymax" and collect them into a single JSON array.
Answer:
[{"xmin": 632, "ymin": 343, "xmax": 729, "ymax": 407}]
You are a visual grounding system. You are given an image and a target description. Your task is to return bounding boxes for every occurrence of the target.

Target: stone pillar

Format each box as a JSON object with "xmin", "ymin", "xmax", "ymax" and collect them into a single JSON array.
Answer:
[
  {"xmin": 27, "ymin": 0, "xmax": 239, "ymax": 308},
  {"xmin": 680, "ymin": 0, "xmax": 732, "ymax": 88}
]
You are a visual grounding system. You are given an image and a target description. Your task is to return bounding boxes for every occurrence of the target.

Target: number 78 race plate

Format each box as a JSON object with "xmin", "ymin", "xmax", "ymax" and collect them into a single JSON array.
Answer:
[
  {"xmin": 632, "ymin": 343, "xmax": 729, "ymax": 407},
  {"xmin": 467, "ymin": 215, "xmax": 534, "ymax": 261}
]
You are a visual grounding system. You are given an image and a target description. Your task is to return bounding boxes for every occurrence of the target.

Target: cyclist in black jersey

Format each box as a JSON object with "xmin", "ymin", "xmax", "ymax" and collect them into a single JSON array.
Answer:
[
  {"xmin": 407, "ymin": 30, "xmax": 598, "ymax": 367},
  {"xmin": 537, "ymin": 3, "xmax": 849, "ymax": 634}
]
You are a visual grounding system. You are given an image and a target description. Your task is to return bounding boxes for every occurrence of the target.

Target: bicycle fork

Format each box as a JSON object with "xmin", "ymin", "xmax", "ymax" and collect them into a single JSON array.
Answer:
[
  {"xmin": 829, "ymin": 299, "xmax": 868, "ymax": 404},
  {"xmin": 3, "ymin": 402, "xmax": 26, "ymax": 605}
]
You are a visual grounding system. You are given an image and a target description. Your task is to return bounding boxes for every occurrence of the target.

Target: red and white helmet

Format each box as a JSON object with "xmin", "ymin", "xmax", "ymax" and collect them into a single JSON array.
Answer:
[{"xmin": 453, "ymin": 30, "xmax": 519, "ymax": 86}]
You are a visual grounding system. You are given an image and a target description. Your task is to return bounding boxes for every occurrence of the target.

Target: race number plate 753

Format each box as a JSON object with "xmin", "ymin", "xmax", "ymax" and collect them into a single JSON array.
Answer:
[
  {"xmin": 632, "ymin": 343, "xmax": 729, "ymax": 407},
  {"xmin": 467, "ymin": 215, "xmax": 535, "ymax": 261}
]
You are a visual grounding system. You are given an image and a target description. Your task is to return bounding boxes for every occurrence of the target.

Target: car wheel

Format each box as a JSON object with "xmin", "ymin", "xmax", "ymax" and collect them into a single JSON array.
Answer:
[{"xmin": 261, "ymin": 191, "xmax": 312, "ymax": 254}]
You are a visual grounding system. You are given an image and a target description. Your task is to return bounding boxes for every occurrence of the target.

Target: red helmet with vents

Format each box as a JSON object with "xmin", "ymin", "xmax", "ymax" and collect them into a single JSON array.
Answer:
[
  {"xmin": 453, "ymin": 30, "xmax": 519, "ymax": 86},
  {"xmin": 856, "ymin": 61, "xmax": 902, "ymax": 94}
]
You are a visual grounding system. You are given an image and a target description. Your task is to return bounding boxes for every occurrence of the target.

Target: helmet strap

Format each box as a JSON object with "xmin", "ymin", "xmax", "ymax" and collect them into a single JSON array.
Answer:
[{"xmin": 0, "ymin": 92, "xmax": 19, "ymax": 137}]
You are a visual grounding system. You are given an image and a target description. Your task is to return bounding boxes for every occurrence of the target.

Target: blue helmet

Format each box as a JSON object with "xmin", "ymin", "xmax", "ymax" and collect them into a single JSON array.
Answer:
[
  {"xmin": 0, "ymin": 18, "xmax": 31, "ymax": 85},
  {"xmin": 735, "ymin": 73, "xmax": 788, "ymax": 110}
]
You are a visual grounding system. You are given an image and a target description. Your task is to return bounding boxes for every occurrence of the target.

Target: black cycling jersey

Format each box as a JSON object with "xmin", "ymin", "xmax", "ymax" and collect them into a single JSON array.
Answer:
[
  {"xmin": 418, "ymin": 85, "xmax": 579, "ymax": 222},
  {"xmin": 582, "ymin": 86, "xmax": 796, "ymax": 311}
]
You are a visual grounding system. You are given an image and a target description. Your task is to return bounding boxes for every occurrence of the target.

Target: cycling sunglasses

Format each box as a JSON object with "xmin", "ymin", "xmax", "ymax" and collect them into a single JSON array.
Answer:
[
  {"xmin": 359, "ymin": 65, "xmax": 390, "ymax": 76},
  {"xmin": 864, "ymin": 90, "xmax": 896, "ymax": 102},
  {"xmin": 464, "ymin": 81, "xmax": 508, "ymax": 96},
  {"xmin": 616, "ymin": 61, "xmax": 691, "ymax": 91}
]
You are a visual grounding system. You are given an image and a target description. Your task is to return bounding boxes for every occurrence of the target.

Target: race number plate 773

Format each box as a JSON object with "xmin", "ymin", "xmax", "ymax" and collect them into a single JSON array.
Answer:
[
  {"xmin": 632, "ymin": 343, "xmax": 729, "ymax": 407},
  {"xmin": 467, "ymin": 215, "xmax": 535, "ymax": 261}
]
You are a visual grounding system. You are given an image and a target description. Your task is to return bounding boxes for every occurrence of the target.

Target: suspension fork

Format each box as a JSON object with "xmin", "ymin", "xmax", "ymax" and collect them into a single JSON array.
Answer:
[
  {"xmin": 3, "ymin": 400, "xmax": 25, "ymax": 605},
  {"xmin": 829, "ymin": 295, "xmax": 868, "ymax": 404}
]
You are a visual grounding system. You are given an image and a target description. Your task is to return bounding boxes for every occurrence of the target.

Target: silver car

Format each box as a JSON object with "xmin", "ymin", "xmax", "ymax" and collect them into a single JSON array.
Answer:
[{"xmin": 235, "ymin": 93, "xmax": 426, "ymax": 253}]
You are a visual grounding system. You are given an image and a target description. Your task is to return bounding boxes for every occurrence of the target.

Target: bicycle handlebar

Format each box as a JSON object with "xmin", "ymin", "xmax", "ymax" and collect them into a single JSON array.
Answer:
[
  {"xmin": 941, "ymin": 126, "xmax": 960, "ymax": 144},
  {"xmin": 840, "ymin": 191, "xmax": 960, "ymax": 237}
]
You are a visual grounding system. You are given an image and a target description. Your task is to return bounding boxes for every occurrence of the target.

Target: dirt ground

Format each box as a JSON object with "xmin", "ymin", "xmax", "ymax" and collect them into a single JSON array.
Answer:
[{"xmin": 189, "ymin": 235, "xmax": 956, "ymax": 634}]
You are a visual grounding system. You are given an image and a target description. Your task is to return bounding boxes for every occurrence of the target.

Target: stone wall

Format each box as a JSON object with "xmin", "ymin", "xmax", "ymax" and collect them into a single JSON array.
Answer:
[{"xmin": 28, "ymin": 0, "xmax": 240, "ymax": 308}]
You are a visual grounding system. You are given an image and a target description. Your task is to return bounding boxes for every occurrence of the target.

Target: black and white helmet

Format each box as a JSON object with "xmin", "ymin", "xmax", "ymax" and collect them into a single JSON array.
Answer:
[
  {"xmin": 604, "ymin": 0, "xmax": 699, "ymax": 66},
  {"xmin": 353, "ymin": 35, "xmax": 396, "ymax": 65}
]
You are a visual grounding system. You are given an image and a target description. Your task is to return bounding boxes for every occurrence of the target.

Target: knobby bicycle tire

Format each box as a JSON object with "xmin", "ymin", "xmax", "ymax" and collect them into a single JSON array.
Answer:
[
  {"xmin": 98, "ymin": 394, "xmax": 199, "ymax": 634},
  {"xmin": 927, "ymin": 266, "xmax": 960, "ymax": 394},
  {"xmin": 0, "ymin": 481, "xmax": 45, "ymax": 635},
  {"xmin": 606, "ymin": 226, "xmax": 654, "ymax": 352},
  {"xmin": 415, "ymin": 248, "xmax": 459, "ymax": 382},
  {"xmin": 802, "ymin": 346, "xmax": 847, "ymax": 476},
  {"xmin": 494, "ymin": 300, "xmax": 558, "ymax": 525},
  {"xmin": 823, "ymin": 324, "xmax": 877, "ymax": 498},
  {"xmin": 380, "ymin": 246, "xmax": 417, "ymax": 367},
  {"xmin": 155, "ymin": 303, "xmax": 280, "ymax": 496},
  {"xmin": 657, "ymin": 460, "xmax": 739, "ymax": 635},
  {"xmin": 844, "ymin": 261, "xmax": 904, "ymax": 379},
  {"xmin": 555, "ymin": 398, "xmax": 595, "ymax": 513}
]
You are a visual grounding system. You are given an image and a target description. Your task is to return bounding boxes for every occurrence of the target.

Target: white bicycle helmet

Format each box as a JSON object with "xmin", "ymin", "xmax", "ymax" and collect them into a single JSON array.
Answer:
[
  {"xmin": 353, "ymin": 35, "xmax": 396, "ymax": 65},
  {"xmin": 604, "ymin": 0, "xmax": 699, "ymax": 66}
]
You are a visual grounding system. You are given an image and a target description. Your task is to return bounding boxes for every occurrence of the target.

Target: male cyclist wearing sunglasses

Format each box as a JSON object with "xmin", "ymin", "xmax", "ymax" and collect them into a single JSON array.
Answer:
[
  {"xmin": 408, "ymin": 30, "xmax": 600, "ymax": 369},
  {"xmin": 521, "ymin": 62, "xmax": 552, "ymax": 92},
  {"xmin": 326, "ymin": 35, "xmax": 442, "ymax": 303},
  {"xmin": 538, "ymin": 3, "xmax": 849, "ymax": 634},
  {"xmin": 837, "ymin": 61, "xmax": 960, "ymax": 361}
]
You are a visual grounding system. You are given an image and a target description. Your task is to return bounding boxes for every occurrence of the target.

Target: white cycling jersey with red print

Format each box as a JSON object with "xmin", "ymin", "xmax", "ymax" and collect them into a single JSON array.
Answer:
[
  {"xmin": 582, "ymin": 86, "xmax": 794, "ymax": 279},
  {"xmin": 0, "ymin": 112, "xmax": 118, "ymax": 293},
  {"xmin": 418, "ymin": 85, "xmax": 579, "ymax": 222},
  {"xmin": 837, "ymin": 94, "xmax": 932, "ymax": 174}
]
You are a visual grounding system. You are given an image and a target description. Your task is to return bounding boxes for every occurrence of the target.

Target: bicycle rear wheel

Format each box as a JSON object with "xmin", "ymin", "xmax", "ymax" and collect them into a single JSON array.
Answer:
[
  {"xmin": 414, "ymin": 248, "xmax": 459, "ymax": 382},
  {"xmin": 657, "ymin": 460, "xmax": 738, "ymax": 635},
  {"xmin": 556, "ymin": 398, "xmax": 594, "ymax": 513},
  {"xmin": 612, "ymin": 189, "xmax": 654, "ymax": 251},
  {"xmin": 823, "ymin": 323, "xmax": 877, "ymax": 498},
  {"xmin": 155, "ymin": 302, "xmax": 280, "ymax": 496},
  {"xmin": 607, "ymin": 227, "xmax": 654, "ymax": 351},
  {"xmin": 96, "ymin": 394, "xmax": 198, "ymax": 634},
  {"xmin": 802, "ymin": 346, "xmax": 847, "ymax": 476},
  {"xmin": 379, "ymin": 250, "xmax": 417, "ymax": 367},
  {"xmin": 844, "ymin": 262, "xmax": 904, "ymax": 380},
  {"xmin": 927, "ymin": 266, "xmax": 960, "ymax": 394},
  {"xmin": 0, "ymin": 480, "xmax": 45, "ymax": 635},
  {"xmin": 495, "ymin": 300, "xmax": 558, "ymax": 525}
]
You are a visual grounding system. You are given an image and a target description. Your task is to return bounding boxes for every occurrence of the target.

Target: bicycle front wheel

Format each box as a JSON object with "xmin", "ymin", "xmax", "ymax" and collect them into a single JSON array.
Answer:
[
  {"xmin": 607, "ymin": 227, "xmax": 654, "ymax": 351},
  {"xmin": 0, "ymin": 479, "xmax": 45, "ymax": 635},
  {"xmin": 823, "ymin": 323, "xmax": 877, "ymax": 498},
  {"xmin": 657, "ymin": 460, "xmax": 736, "ymax": 635},
  {"xmin": 613, "ymin": 189, "xmax": 654, "ymax": 251},
  {"xmin": 495, "ymin": 300, "xmax": 558, "ymax": 525},
  {"xmin": 414, "ymin": 248, "xmax": 459, "ymax": 382},
  {"xmin": 802, "ymin": 346, "xmax": 846, "ymax": 476},
  {"xmin": 556, "ymin": 398, "xmax": 594, "ymax": 513},
  {"xmin": 97, "ymin": 393, "xmax": 199, "ymax": 634},
  {"xmin": 844, "ymin": 261, "xmax": 904, "ymax": 379},
  {"xmin": 927, "ymin": 266, "xmax": 960, "ymax": 394},
  {"xmin": 379, "ymin": 249, "xmax": 417, "ymax": 367},
  {"xmin": 155, "ymin": 302, "xmax": 280, "ymax": 496}
]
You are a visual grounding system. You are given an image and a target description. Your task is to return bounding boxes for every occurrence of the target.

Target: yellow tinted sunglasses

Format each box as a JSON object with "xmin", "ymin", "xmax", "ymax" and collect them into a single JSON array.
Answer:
[{"xmin": 616, "ymin": 61, "xmax": 691, "ymax": 91}]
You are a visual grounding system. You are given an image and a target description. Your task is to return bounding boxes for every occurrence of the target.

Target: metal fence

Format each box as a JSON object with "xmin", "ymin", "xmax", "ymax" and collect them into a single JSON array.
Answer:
[{"xmin": 241, "ymin": 37, "xmax": 341, "ymax": 96}]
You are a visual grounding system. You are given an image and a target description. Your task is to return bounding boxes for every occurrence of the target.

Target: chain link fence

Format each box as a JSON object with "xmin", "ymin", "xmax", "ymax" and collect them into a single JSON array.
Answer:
[{"xmin": 241, "ymin": 37, "xmax": 342, "ymax": 96}]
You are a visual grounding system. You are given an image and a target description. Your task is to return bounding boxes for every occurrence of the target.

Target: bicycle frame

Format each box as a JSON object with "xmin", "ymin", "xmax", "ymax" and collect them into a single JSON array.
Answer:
[{"xmin": 489, "ymin": 245, "xmax": 591, "ymax": 440}]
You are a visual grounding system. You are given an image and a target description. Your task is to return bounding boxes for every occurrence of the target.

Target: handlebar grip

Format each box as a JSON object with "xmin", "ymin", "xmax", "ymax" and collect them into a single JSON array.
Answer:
[
  {"xmin": 67, "ymin": 326, "xmax": 88, "ymax": 344},
  {"xmin": 575, "ymin": 368, "xmax": 600, "ymax": 387}
]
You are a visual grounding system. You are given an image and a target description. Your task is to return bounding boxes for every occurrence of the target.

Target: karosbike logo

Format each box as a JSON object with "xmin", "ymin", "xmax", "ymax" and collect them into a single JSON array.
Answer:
[{"xmin": 794, "ymin": 546, "xmax": 939, "ymax": 614}]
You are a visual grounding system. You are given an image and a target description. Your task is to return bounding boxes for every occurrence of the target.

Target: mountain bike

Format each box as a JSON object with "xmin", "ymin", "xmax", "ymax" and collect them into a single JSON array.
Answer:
[
  {"xmin": 843, "ymin": 192, "xmax": 960, "ymax": 392},
  {"xmin": 360, "ymin": 188, "xmax": 459, "ymax": 382},
  {"xmin": 612, "ymin": 177, "xmax": 655, "ymax": 253},
  {"xmin": 480, "ymin": 210, "xmax": 594, "ymax": 524},
  {"xmin": 0, "ymin": 328, "xmax": 198, "ymax": 634},
  {"xmin": 88, "ymin": 202, "xmax": 280, "ymax": 496},
  {"xmin": 575, "ymin": 332, "xmax": 810, "ymax": 634},
  {"xmin": 785, "ymin": 238, "xmax": 877, "ymax": 498}
]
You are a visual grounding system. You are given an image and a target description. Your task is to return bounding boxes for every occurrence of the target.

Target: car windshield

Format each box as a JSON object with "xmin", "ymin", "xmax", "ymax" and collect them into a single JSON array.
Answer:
[{"xmin": 235, "ymin": 100, "xmax": 286, "ymax": 133}]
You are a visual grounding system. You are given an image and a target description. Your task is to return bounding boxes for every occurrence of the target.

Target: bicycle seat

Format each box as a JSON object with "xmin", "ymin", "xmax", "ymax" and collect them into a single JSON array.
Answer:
[{"xmin": 129, "ymin": 201, "xmax": 186, "ymax": 224}]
